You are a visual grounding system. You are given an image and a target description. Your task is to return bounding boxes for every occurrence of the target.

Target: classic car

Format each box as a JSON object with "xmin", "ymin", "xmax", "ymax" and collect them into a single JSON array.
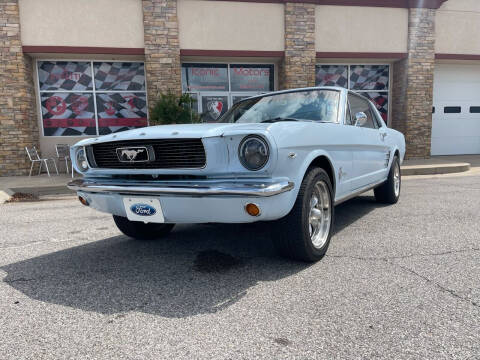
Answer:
[{"xmin": 68, "ymin": 87, "xmax": 405, "ymax": 262}]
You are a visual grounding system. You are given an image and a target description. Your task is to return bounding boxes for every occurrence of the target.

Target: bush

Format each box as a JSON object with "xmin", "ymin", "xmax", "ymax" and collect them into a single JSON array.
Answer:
[{"xmin": 149, "ymin": 92, "xmax": 199, "ymax": 125}]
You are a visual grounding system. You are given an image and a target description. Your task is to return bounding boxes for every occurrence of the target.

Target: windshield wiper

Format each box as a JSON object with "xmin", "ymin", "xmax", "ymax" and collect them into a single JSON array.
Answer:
[{"xmin": 261, "ymin": 117, "xmax": 300, "ymax": 123}]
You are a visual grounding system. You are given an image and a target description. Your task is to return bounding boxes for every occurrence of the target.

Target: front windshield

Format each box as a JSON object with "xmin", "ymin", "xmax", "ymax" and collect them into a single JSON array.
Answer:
[{"xmin": 217, "ymin": 90, "xmax": 340, "ymax": 123}]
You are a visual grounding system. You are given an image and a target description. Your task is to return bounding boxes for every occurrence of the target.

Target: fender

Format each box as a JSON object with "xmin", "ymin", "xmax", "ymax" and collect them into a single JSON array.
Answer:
[{"xmin": 279, "ymin": 149, "xmax": 338, "ymax": 217}]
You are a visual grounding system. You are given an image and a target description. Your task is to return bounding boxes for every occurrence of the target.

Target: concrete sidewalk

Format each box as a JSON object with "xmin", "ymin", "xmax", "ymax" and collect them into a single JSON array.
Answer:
[
  {"xmin": 402, "ymin": 155, "xmax": 476, "ymax": 175},
  {"xmin": 0, "ymin": 155, "xmax": 478, "ymax": 203}
]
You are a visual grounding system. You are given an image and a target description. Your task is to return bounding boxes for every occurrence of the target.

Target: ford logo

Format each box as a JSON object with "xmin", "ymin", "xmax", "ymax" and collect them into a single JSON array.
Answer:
[{"xmin": 130, "ymin": 203, "xmax": 156, "ymax": 216}]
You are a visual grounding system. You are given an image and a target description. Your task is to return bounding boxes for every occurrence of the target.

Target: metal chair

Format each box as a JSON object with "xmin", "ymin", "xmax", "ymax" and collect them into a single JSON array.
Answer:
[
  {"xmin": 55, "ymin": 144, "xmax": 73, "ymax": 177},
  {"xmin": 25, "ymin": 146, "xmax": 59, "ymax": 177}
]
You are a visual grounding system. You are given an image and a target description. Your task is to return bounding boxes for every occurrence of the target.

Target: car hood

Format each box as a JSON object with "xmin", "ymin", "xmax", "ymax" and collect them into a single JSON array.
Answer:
[{"xmin": 74, "ymin": 123, "xmax": 274, "ymax": 146}]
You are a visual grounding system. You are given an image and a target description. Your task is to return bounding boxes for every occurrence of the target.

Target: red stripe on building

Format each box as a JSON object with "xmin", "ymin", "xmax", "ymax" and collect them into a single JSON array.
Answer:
[
  {"xmin": 98, "ymin": 118, "xmax": 148, "ymax": 127},
  {"xmin": 23, "ymin": 46, "xmax": 145, "ymax": 55},
  {"xmin": 180, "ymin": 49, "xmax": 285, "ymax": 57},
  {"xmin": 43, "ymin": 118, "xmax": 148, "ymax": 128},
  {"xmin": 435, "ymin": 53, "xmax": 480, "ymax": 61},
  {"xmin": 316, "ymin": 52, "xmax": 408, "ymax": 59}
]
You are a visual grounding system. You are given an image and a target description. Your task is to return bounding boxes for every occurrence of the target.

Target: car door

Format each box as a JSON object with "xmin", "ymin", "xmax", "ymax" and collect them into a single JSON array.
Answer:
[{"xmin": 348, "ymin": 93, "xmax": 390, "ymax": 190}]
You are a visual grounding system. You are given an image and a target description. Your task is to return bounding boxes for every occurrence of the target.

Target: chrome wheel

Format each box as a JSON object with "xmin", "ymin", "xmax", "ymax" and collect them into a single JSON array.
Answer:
[
  {"xmin": 393, "ymin": 161, "xmax": 401, "ymax": 197},
  {"xmin": 308, "ymin": 180, "xmax": 331, "ymax": 249}
]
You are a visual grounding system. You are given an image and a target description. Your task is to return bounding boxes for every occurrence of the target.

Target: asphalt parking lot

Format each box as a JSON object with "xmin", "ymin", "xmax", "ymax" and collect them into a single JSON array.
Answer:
[{"xmin": 1, "ymin": 172, "xmax": 479, "ymax": 359}]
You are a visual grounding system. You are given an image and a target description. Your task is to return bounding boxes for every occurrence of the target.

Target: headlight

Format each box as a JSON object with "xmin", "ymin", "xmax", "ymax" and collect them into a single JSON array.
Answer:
[
  {"xmin": 76, "ymin": 148, "xmax": 89, "ymax": 172},
  {"xmin": 238, "ymin": 135, "xmax": 269, "ymax": 171}
]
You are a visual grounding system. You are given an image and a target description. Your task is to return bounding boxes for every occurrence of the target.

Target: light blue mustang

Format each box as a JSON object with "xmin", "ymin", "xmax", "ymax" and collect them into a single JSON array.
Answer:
[{"xmin": 68, "ymin": 87, "xmax": 405, "ymax": 262}]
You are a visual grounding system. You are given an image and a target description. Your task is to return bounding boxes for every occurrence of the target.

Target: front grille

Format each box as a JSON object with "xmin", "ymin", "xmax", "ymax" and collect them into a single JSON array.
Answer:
[{"xmin": 88, "ymin": 139, "xmax": 206, "ymax": 169}]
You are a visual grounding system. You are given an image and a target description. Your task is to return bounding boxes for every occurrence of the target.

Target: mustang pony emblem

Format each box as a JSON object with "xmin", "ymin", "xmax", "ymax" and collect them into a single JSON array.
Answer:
[
  {"xmin": 116, "ymin": 147, "xmax": 150, "ymax": 162},
  {"xmin": 121, "ymin": 149, "xmax": 144, "ymax": 161}
]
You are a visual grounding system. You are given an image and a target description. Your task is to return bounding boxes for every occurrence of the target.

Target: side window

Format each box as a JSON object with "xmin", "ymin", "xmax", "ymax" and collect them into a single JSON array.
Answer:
[{"xmin": 348, "ymin": 94, "xmax": 377, "ymax": 129}]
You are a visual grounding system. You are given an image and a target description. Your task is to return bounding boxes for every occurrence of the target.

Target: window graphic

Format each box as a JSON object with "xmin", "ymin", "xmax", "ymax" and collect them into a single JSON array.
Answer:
[
  {"xmin": 41, "ymin": 93, "xmax": 96, "ymax": 136},
  {"xmin": 315, "ymin": 64, "xmax": 390, "ymax": 122},
  {"xmin": 96, "ymin": 93, "xmax": 148, "ymax": 135},
  {"xmin": 37, "ymin": 61, "xmax": 147, "ymax": 136},
  {"xmin": 181, "ymin": 64, "xmax": 229, "ymax": 92},
  {"xmin": 315, "ymin": 65, "xmax": 348, "ymax": 88},
  {"xmin": 230, "ymin": 65, "xmax": 274, "ymax": 92},
  {"xmin": 38, "ymin": 61, "xmax": 93, "ymax": 91}
]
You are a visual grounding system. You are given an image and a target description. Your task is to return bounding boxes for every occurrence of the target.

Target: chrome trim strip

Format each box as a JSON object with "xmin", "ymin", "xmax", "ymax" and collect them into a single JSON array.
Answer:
[
  {"xmin": 334, "ymin": 179, "xmax": 386, "ymax": 206},
  {"xmin": 68, "ymin": 178, "xmax": 294, "ymax": 197}
]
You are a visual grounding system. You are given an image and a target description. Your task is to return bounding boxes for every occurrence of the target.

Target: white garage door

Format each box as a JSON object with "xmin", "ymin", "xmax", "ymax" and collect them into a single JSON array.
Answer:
[{"xmin": 431, "ymin": 64, "xmax": 480, "ymax": 155}]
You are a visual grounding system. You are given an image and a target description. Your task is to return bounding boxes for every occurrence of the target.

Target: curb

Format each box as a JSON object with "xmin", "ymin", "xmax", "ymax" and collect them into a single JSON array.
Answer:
[
  {"xmin": 401, "ymin": 163, "xmax": 470, "ymax": 176},
  {"xmin": 0, "ymin": 185, "xmax": 74, "ymax": 204},
  {"xmin": 0, "ymin": 189, "xmax": 14, "ymax": 204}
]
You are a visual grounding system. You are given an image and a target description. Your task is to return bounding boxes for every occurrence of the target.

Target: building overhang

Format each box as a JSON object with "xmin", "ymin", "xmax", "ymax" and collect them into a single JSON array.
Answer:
[{"xmin": 207, "ymin": 0, "xmax": 448, "ymax": 9}]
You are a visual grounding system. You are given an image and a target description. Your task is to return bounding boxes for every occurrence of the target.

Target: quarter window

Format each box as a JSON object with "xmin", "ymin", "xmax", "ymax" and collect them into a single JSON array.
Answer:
[
  {"xmin": 348, "ymin": 94, "xmax": 377, "ymax": 129},
  {"xmin": 37, "ymin": 61, "xmax": 147, "ymax": 137}
]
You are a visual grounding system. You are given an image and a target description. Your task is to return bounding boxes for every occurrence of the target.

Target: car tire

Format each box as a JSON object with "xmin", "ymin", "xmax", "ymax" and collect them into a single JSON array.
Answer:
[
  {"xmin": 374, "ymin": 155, "xmax": 401, "ymax": 204},
  {"xmin": 113, "ymin": 215, "xmax": 175, "ymax": 240},
  {"xmin": 273, "ymin": 167, "xmax": 334, "ymax": 262}
]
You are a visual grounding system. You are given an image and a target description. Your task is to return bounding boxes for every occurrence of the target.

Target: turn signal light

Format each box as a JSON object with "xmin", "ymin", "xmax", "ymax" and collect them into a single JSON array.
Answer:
[
  {"xmin": 245, "ymin": 203, "xmax": 261, "ymax": 217},
  {"xmin": 78, "ymin": 196, "xmax": 89, "ymax": 206}
]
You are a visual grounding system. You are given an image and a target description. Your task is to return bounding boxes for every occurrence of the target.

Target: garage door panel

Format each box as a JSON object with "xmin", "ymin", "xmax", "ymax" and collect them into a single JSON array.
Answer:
[
  {"xmin": 432, "ymin": 64, "xmax": 480, "ymax": 155},
  {"xmin": 432, "ymin": 118, "xmax": 480, "ymax": 137},
  {"xmin": 431, "ymin": 136, "xmax": 480, "ymax": 155}
]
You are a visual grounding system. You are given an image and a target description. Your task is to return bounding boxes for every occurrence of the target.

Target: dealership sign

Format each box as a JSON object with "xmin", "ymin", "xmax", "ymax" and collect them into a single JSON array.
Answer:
[
  {"xmin": 230, "ymin": 66, "xmax": 272, "ymax": 91},
  {"xmin": 182, "ymin": 64, "xmax": 274, "ymax": 93}
]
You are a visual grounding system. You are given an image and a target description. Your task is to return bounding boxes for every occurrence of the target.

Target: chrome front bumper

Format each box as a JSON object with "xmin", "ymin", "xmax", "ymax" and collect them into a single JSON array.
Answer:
[{"xmin": 67, "ymin": 178, "xmax": 294, "ymax": 197}]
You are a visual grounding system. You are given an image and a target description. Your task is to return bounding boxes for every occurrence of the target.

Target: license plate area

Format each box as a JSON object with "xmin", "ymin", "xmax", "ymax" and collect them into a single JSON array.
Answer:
[{"xmin": 123, "ymin": 197, "xmax": 165, "ymax": 223}]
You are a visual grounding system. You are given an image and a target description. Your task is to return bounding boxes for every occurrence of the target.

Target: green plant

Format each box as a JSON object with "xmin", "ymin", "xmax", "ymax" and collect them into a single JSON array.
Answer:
[{"xmin": 149, "ymin": 92, "xmax": 199, "ymax": 125}]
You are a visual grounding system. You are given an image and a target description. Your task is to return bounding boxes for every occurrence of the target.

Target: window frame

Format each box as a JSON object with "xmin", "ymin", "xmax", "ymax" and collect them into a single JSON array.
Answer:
[
  {"xmin": 315, "ymin": 63, "xmax": 391, "ymax": 126},
  {"xmin": 181, "ymin": 61, "xmax": 276, "ymax": 115},
  {"xmin": 35, "ymin": 59, "xmax": 148, "ymax": 138}
]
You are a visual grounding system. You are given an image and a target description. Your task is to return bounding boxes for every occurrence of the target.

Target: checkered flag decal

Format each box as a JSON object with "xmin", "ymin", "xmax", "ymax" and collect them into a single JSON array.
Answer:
[
  {"xmin": 350, "ymin": 65, "xmax": 389, "ymax": 91},
  {"xmin": 96, "ymin": 93, "xmax": 148, "ymax": 135},
  {"xmin": 364, "ymin": 92, "xmax": 389, "ymax": 122},
  {"xmin": 94, "ymin": 62, "xmax": 145, "ymax": 91},
  {"xmin": 41, "ymin": 93, "xmax": 96, "ymax": 136},
  {"xmin": 315, "ymin": 65, "xmax": 348, "ymax": 88},
  {"xmin": 38, "ymin": 61, "xmax": 93, "ymax": 91}
]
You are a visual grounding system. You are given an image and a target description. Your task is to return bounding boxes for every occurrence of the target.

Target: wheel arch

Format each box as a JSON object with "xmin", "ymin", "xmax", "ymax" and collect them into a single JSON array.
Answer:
[{"xmin": 304, "ymin": 154, "xmax": 336, "ymax": 197}]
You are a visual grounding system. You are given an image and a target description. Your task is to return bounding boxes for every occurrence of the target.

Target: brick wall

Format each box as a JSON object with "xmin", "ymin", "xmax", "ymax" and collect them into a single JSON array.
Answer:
[
  {"xmin": 143, "ymin": 0, "xmax": 182, "ymax": 108},
  {"xmin": 391, "ymin": 8, "xmax": 436, "ymax": 159},
  {"xmin": 282, "ymin": 2, "xmax": 316, "ymax": 89},
  {"xmin": 0, "ymin": 1, "xmax": 39, "ymax": 176}
]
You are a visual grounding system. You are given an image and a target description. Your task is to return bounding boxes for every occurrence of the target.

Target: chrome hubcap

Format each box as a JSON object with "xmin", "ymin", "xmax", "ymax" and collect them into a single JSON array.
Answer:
[
  {"xmin": 394, "ymin": 162, "xmax": 401, "ymax": 197},
  {"xmin": 309, "ymin": 181, "xmax": 331, "ymax": 249}
]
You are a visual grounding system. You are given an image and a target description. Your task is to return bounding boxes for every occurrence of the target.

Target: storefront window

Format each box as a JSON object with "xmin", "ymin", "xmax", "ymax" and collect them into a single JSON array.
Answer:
[
  {"xmin": 315, "ymin": 64, "xmax": 390, "ymax": 122},
  {"xmin": 181, "ymin": 64, "xmax": 228, "ymax": 92},
  {"xmin": 181, "ymin": 63, "xmax": 274, "ymax": 122},
  {"xmin": 37, "ymin": 61, "xmax": 148, "ymax": 136},
  {"xmin": 230, "ymin": 65, "xmax": 273, "ymax": 92}
]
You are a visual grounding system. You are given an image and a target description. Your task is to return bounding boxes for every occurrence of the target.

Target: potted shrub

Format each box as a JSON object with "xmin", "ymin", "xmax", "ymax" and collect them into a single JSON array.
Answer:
[{"xmin": 149, "ymin": 92, "xmax": 199, "ymax": 125}]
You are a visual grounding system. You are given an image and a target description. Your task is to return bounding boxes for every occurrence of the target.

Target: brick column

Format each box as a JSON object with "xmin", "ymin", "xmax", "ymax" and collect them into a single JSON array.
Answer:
[
  {"xmin": 142, "ymin": 0, "xmax": 182, "ymax": 108},
  {"xmin": 282, "ymin": 2, "xmax": 316, "ymax": 89},
  {"xmin": 391, "ymin": 8, "xmax": 436, "ymax": 159},
  {"xmin": 0, "ymin": 1, "xmax": 39, "ymax": 176}
]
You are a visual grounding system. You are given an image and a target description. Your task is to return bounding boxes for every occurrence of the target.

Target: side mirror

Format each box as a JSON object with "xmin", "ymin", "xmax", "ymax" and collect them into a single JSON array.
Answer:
[{"xmin": 354, "ymin": 112, "xmax": 368, "ymax": 127}]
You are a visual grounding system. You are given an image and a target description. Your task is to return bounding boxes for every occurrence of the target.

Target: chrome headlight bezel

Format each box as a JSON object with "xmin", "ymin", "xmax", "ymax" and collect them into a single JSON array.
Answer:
[
  {"xmin": 238, "ymin": 135, "xmax": 270, "ymax": 171},
  {"xmin": 75, "ymin": 147, "xmax": 89, "ymax": 172}
]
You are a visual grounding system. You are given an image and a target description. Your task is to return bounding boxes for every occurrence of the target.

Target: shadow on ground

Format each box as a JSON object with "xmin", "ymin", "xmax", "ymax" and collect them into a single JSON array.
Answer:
[{"xmin": 2, "ymin": 195, "xmax": 380, "ymax": 317}]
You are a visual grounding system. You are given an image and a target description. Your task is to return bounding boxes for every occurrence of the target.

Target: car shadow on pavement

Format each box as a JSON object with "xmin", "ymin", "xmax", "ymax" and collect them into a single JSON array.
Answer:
[{"xmin": 1, "ymin": 195, "xmax": 382, "ymax": 318}]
